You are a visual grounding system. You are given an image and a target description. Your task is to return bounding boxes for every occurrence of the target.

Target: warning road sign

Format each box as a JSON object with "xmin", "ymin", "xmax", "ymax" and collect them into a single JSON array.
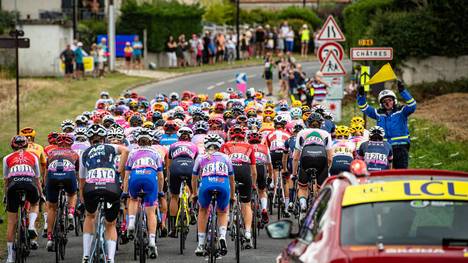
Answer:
[
  {"xmin": 318, "ymin": 42, "xmax": 344, "ymax": 63},
  {"xmin": 317, "ymin": 16, "xmax": 346, "ymax": 42},
  {"xmin": 320, "ymin": 51, "xmax": 346, "ymax": 76},
  {"xmin": 360, "ymin": 66, "xmax": 370, "ymax": 92}
]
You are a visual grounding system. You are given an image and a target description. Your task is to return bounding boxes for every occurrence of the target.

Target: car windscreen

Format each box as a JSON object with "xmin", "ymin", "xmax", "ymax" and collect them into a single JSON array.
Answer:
[{"xmin": 341, "ymin": 201, "xmax": 468, "ymax": 246}]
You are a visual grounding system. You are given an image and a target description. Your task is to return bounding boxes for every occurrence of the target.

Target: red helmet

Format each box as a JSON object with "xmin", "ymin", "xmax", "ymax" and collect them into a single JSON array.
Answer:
[
  {"xmin": 182, "ymin": 91, "xmax": 192, "ymax": 100},
  {"xmin": 179, "ymin": 101, "xmax": 189, "ymax": 111},
  {"xmin": 350, "ymin": 160, "xmax": 369, "ymax": 177},
  {"xmin": 97, "ymin": 102, "xmax": 106, "ymax": 110},
  {"xmin": 47, "ymin": 132, "xmax": 59, "ymax": 145},
  {"xmin": 229, "ymin": 125, "xmax": 246, "ymax": 139},
  {"xmin": 247, "ymin": 131, "xmax": 262, "ymax": 144},
  {"xmin": 56, "ymin": 133, "xmax": 74, "ymax": 147},
  {"xmin": 163, "ymin": 120, "xmax": 179, "ymax": 131},
  {"xmin": 130, "ymin": 92, "xmax": 138, "ymax": 99},
  {"xmin": 10, "ymin": 135, "xmax": 28, "ymax": 150},
  {"xmin": 215, "ymin": 103, "xmax": 225, "ymax": 112},
  {"xmin": 230, "ymin": 93, "xmax": 238, "ymax": 99},
  {"xmin": 208, "ymin": 117, "xmax": 224, "ymax": 127},
  {"xmin": 145, "ymin": 111, "xmax": 154, "ymax": 121}
]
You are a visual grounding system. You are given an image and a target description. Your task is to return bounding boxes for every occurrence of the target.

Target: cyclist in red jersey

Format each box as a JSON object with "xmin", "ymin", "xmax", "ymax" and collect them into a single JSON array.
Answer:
[
  {"xmin": 220, "ymin": 125, "xmax": 257, "ymax": 249},
  {"xmin": 44, "ymin": 132, "xmax": 60, "ymax": 158}
]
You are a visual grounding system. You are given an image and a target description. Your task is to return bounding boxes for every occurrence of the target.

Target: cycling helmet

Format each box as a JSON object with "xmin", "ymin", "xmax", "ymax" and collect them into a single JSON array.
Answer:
[
  {"xmin": 350, "ymin": 160, "xmax": 369, "ymax": 177},
  {"xmin": 255, "ymin": 91, "xmax": 263, "ymax": 100},
  {"xmin": 292, "ymin": 100, "xmax": 302, "ymax": 108},
  {"xmin": 247, "ymin": 131, "xmax": 262, "ymax": 144},
  {"xmin": 246, "ymin": 108, "xmax": 257, "ymax": 118},
  {"xmin": 102, "ymin": 115, "xmax": 115, "ymax": 125},
  {"xmin": 169, "ymin": 92, "xmax": 179, "ymax": 101},
  {"xmin": 177, "ymin": 126, "xmax": 194, "ymax": 139},
  {"xmin": 19, "ymin": 127, "xmax": 36, "ymax": 138},
  {"xmin": 135, "ymin": 127, "xmax": 153, "ymax": 141},
  {"xmin": 129, "ymin": 115, "xmax": 143, "ymax": 127},
  {"xmin": 194, "ymin": 121, "xmax": 209, "ymax": 133},
  {"xmin": 214, "ymin": 103, "xmax": 225, "ymax": 113},
  {"xmin": 273, "ymin": 115, "xmax": 287, "ymax": 126},
  {"xmin": 323, "ymin": 110, "xmax": 334, "ymax": 122},
  {"xmin": 152, "ymin": 111, "xmax": 163, "ymax": 122},
  {"xmin": 351, "ymin": 123, "xmax": 364, "ymax": 134},
  {"xmin": 11, "ymin": 135, "xmax": 28, "ymax": 150},
  {"xmin": 290, "ymin": 108, "xmax": 302, "ymax": 119},
  {"xmin": 378, "ymin": 90, "xmax": 397, "ymax": 105},
  {"xmin": 82, "ymin": 111, "xmax": 93, "ymax": 120},
  {"xmin": 153, "ymin": 102, "xmax": 165, "ymax": 113},
  {"xmin": 56, "ymin": 133, "xmax": 74, "ymax": 146},
  {"xmin": 302, "ymin": 111, "xmax": 312, "ymax": 121},
  {"xmin": 47, "ymin": 132, "xmax": 59, "ymax": 145},
  {"xmin": 278, "ymin": 102, "xmax": 289, "ymax": 111},
  {"xmin": 301, "ymin": 105, "xmax": 310, "ymax": 113},
  {"xmin": 61, "ymin": 119, "xmax": 75, "ymax": 131},
  {"xmin": 223, "ymin": 110, "xmax": 233, "ymax": 120},
  {"xmin": 229, "ymin": 125, "xmax": 246, "ymax": 139},
  {"xmin": 86, "ymin": 124, "xmax": 107, "ymax": 138},
  {"xmin": 306, "ymin": 112, "xmax": 323, "ymax": 127},
  {"xmin": 214, "ymin": 93, "xmax": 224, "ymax": 101},
  {"xmin": 75, "ymin": 127, "xmax": 88, "ymax": 140},
  {"xmin": 143, "ymin": 121, "xmax": 155, "ymax": 129},
  {"xmin": 293, "ymin": 123, "xmax": 304, "ymax": 133},
  {"xmin": 155, "ymin": 94, "xmax": 165, "ymax": 102},
  {"xmin": 201, "ymin": 102, "xmax": 211, "ymax": 110},
  {"xmin": 100, "ymin": 91, "xmax": 110, "ymax": 98},
  {"xmin": 108, "ymin": 105, "xmax": 116, "ymax": 113},
  {"xmin": 75, "ymin": 115, "xmax": 88, "ymax": 126},
  {"xmin": 152, "ymin": 130, "xmax": 164, "ymax": 142},
  {"xmin": 182, "ymin": 91, "xmax": 192, "ymax": 100},
  {"xmin": 350, "ymin": 116, "xmax": 365, "ymax": 127},
  {"xmin": 236, "ymin": 115, "xmax": 248, "ymax": 124},
  {"xmin": 128, "ymin": 100, "xmax": 138, "ymax": 109},
  {"xmin": 232, "ymin": 104, "xmax": 244, "ymax": 113},
  {"xmin": 264, "ymin": 100, "xmax": 275, "ymax": 109},
  {"xmin": 312, "ymin": 104, "xmax": 326, "ymax": 115},
  {"xmin": 335, "ymin": 125, "xmax": 350, "ymax": 138},
  {"xmin": 263, "ymin": 108, "xmax": 276, "ymax": 118},
  {"xmin": 247, "ymin": 118, "xmax": 262, "ymax": 129},
  {"xmin": 192, "ymin": 108, "xmax": 204, "ymax": 117},
  {"xmin": 204, "ymin": 134, "xmax": 224, "ymax": 150},
  {"xmin": 163, "ymin": 120, "xmax": 179, "ymax": 131},
  {"xmin": 369, "ymin": 126, "xmax": 385, "ymax": 138}
]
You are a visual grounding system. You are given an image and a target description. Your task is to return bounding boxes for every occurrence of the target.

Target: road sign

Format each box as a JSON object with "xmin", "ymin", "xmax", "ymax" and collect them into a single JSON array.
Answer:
[
  {"xmin": 317, "ymin": 42, "xmax": 344, "ymax": 63},
  {"xmin": 358, "ymin": 39, "xmax": 374, "ymax": 46},
  {"xmin": 360, "ymin": 66, "xmax": 370, "ymax": 92},
  {"xmin": 322, "ymin": 99, "xmax": 342, "ymax": 122},
  {"xmin": 317, "ymin": 15, "xmax": 345, "ymax": 42},
  {"xmin": 320, "ymin": 51, "xmax": 346, "ymax": 76},
  {"xmin": 350, "ymin": 47, "xmax": 393, "ymax": 60},
  {"xmin": 0, "ymin": 37, "xmax": 30, "ymax": 48},
  {"xmin": 322, "ymin": 76, "xmax": 344, "ymax": 100}
]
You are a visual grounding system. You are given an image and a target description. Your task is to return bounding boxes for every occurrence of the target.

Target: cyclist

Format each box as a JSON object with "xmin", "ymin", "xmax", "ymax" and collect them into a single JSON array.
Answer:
[
  {"xmin": 79, "ymin": 124, "xmax": 129, "ymax": 263},
  {"xmin": 220, "ymin": 125, "xmax": 257, "ymax": 249},
  {"xmin": 61, "ymin": 119, "xmax": 76, "ymax": 135},
  {"xmin": 168, "ymin": 127, "xmax": 199, "ymax": 237},
  {"xmin": 191, "ymin": 121, "xmax": 209, "ymax": 155},
  {"xmin": 208, "ymin": 118, "xmax": 227, "ymax": 141},
  {"xmin": 357, "ymin": 126, "xmax": 393, "ymax": 171},
  {"xmin": 284, "ymin": 123, "xmax": 304, "ymax": 212},
  {"xmin": 291, "ymin": 113, "xmax": 333, "ymax": 220},
  {"xmin": 45, "ymin": 133, "xmax": 80, "ymax": 251},
  {"xmin": 124, "ymin": 128, "xmax": 163, "ymax": 259},
  {"xmin": 44, "ymin": 132, "xmax": 60, "ymax": 157},
  {"xmin": 72, "ymin": 127, "xmax": 91, "ymax": 157},
  {"xmin": 248, "ymin": 131, "xmax": 273, "ymax": 224},
  {"xmin": 330, "ymin": 126, "xmax": 355, "ymax": 175},
  {"xmin": 160, "ymin": 120, "xmax": 179, "ymax": 150},
  {"xmin": 350, "ymin": 123, "xmax": 367, "ymax": 150},
  {"xmin": 265, "ymin": 115, "xmax": 292, "ymax": 217},
  {"xmin": 125, "ymin": 115, "xmax": 143, "ymax": 144},
  {"xmin": 4, "ymin": 136, "xmax": 43, "ymax": 263},
  {"xmin": 192, "ymin": 134, "xmax": 235, "ymax": 256}
]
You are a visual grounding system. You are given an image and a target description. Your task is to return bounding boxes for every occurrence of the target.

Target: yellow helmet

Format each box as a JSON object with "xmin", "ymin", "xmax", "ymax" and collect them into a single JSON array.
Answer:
[
  {"xmin": 263, "ymin": 108, "xmax": 276, "ymax": 118},
  {"xmin": 350, "ymin": 116, "xmax": 365, "ymax": 127},
  {"xmin": 199, "ymin": 94, "xmax": 208, "ymax": 102},
  {"xmin": 20, "ymin": 127, "xmax": 36, "ymax": 138},
  {"xmin": 255, "ymin": 92, "xmax": 263, "ymax": 100},
  {"xmin": 143, "ymin": 121, "xmax": 154, "ymax": 129},
  {"xmin": 292, "ymin": 100, "xmax": 302, "ymax": 108},
  {"xmin": 153, "ymin": 103, "xmax": 165, "ymax": 113},
  {"xmin": 335, "ymin": 125, "xmax": 350, "ymax": 137},
  {"xmin": 264, "ymin": 101, "xmax": 275, "ymax": 110},
  {"xmin": 351, "ymin": 123, "xmax": 364, "ymax": 134},
  {"xmin": 301, "ymin": 105, "xmax": 310, "ymax": 113},
  {"xmin": 214, "ymin": 93, "xmax": 224, "ymax": 101},
  {"xmin": 302, "ymin": 111, "xmax": 312, "ymax": 121},
  {"xmin": 128, "ymin": 100, "xmax": 138, "ymax": 108}
]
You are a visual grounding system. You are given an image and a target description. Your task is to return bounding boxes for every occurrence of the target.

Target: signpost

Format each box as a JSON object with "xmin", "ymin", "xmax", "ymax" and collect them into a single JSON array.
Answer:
[
  {"xmin": 350, "ymin": 47, "xmax": 393, "ymax": 60},
  {"xmin": 317, "ymin": 41, "xmax": 344, "ymax": 63},
  {"xmin": 317, "ymin": 15, "xmax": 346, "ymax": 42},
  {"xmin": 360, "ymin": 65, "xmax": 371, "ymax": 92},
  {"xmin": 0, "ymin": 30, "xmax": 30, "ymax": 133},
  {"xmin": 320, "ymin": 51, "xmax": 346, "ymax": 76}
]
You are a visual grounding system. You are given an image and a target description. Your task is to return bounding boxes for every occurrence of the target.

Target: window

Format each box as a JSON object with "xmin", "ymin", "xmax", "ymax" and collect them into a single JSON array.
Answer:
[{"xmin": 298, "ymin": 188, "xmax": 332, "ymax": 244}]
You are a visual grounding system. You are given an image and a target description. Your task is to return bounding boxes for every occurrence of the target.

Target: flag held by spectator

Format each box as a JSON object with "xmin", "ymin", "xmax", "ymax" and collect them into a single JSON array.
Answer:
[
  {"xmin": 365, "ymin": 63, "xmax": 397, "ymax": 85},
  {"xmin": 236, "ymin": 72, "xmax": 247, "ymax": 94}
]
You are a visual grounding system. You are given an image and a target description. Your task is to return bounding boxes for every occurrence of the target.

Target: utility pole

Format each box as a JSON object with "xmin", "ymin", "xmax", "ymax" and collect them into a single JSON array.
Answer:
[
  {"xmin": 236, "ymin": 0, "xmax": 240, "ymax": 60},
  {"xmin": 72, "ymin": 0, "xmax": 77, "ymax": 39},
  {"xmin": 303, "ymin": 0, "xmax": 306, "ymax": 8},
  {"xmin": 108, "ymin": 0, "xmax": 116, "ymax": 71}
]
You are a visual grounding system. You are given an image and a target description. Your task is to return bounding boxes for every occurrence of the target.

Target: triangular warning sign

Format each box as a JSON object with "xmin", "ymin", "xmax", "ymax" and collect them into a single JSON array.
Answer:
[
  {"xmin": 320, "ymin": 51, "xmax": 346, "ymax": 76},
  {"xmin": 317, "ymin": 15, "xmax": 346, "ymax": 42}
]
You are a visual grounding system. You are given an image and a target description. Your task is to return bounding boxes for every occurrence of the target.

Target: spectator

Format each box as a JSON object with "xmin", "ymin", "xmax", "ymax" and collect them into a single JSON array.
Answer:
[
  {"xmin": 226, "ymin": 35, "xmax": 236, "ymax": 64},
  {"xmin": 60, "ymin": 44, "xmax": 75, "ymax": 81},
  {"xmin": 74, "ymin": 42, "xmax": 85, "ymax": 80},
  {"xmin": 215, "ymin": 33, "xmax": 226, "ymax": 63},
  {"xmin": 124, "ymin": 42, "xmax": 133, "ymax": 70},
  {"xmin": 255, "ymin": 25, "xmax": 266, "ymax": 58},
  {"xmin": 265, "ymin": 26, "xmax": 275, "ymax": 53},
  {"xmin": 189, "ymin": 34, "xmax": 199, "ymax": 66},
  {"xmin": 166, "ymin": 35, "xmax": 177, "ymax": 68},
  {"xmin": 313, "ymin": 30, "xmax": 322, "ymax": 55},
  {"xmin": 285, "ymin": 26, "xmax": 295, "ymax": 54},
  {"xmin": 275, "ymin": 26, "xmax": 284, "ymax": 55},
  {"xmin": 97, "ymin": 45, "xmax": 105, "ymax": 78},
  {"xmin": 196, "ymin": 36, "xmax": 204, "ymax": 66},
  {"xmin": 132, "ymin": 35, "xmax": 143, "ymax": 70},
  {"xmin": 263, "ymin": 52, "xmax": 274, "ymax": 96},
  {"xmin": 308, "ymin": 71, "xmax": 329, "ymax": 105},
  {"xmin": 300, "ymin": 24, "xmax": 310, "ymax": 57},
  {"xmin": 90, "ymin": 43, "xmax": 99, "ymax": 78},
  {"xmin": 98, "ymin": 38, "xmax": 108, "ymax": 72},
  {"xmin": 245, "ymin": 27, "xmax": 253, "ymax": 58},
  {"xmin": 240, "ymin": 33, "xmax": 249, "ymax": 60},
  {"xmin": 176, "ymin": 34, "xmax": 188, "ymax": 67},
  {"xmin": 202, "ymin": 31, "xmax": 211, "ymax": 65},
  {"xmin": 208, "ymin": 32, "xmax": 216, "ymax": 64}
]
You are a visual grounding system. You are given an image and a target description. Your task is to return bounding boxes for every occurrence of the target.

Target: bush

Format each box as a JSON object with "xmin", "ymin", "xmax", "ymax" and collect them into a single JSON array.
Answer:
[
  {"xmin": 0, "ymin": 10, "xmax": 16, "ymax": 35},
  {"xmin": 203, "ymin": 0, "xmax": 236, "ymax": 25},
  {"xmin": 118, "ymin": 0, "xmax": 204, "ymax": 53},
  {"xmin": 78, "ymin": 20, "xmax": 107, "ymax": 51},
  {"xmin": 408, "ymin": 78, "xmax": 468, "ymax": 102},
  {"xmin": 237, "ymin": 6, "xmax": 321, "ymax": 30}
]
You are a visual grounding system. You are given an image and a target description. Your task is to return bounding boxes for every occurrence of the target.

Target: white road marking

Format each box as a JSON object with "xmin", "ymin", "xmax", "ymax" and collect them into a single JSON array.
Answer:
[
  {"xmin": 207, "ymin": 85, "xmax": 215, "ymax": 90},
  {"xmin": 228, "ymin": 78, "xmax": 235, "ymax": 83},
  {"xmin": 215, "ymin": 81, "xmax": 225, "ymax": 86}
]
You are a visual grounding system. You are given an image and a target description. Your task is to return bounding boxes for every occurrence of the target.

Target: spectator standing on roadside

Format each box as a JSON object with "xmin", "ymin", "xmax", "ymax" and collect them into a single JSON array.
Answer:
[
  {"xmin": 196, "ymin": 36, "xmax": 204, "ymax": 66},
  {"xmin": 226, "ymin": 35, "xmax": 236, "ymax": 64},
  {"xmin": 90, "ymin": 43, "xmax": 99, "ymax": 78},
  {"xmin": 275, "ymin": 26, "xmax": 284, "ymax": 55},
  {"xmin": 313, "ymin": 30, "xmax": 322, "ymax": 55},
  {"xmin": 97, "ymin": 45, "xmax": 105, "ymax": 78},
  {"xmin": 74, "ymin": 42, "xmax": 85, "ymax": 80},
  {"xmin": 357, "ymin": 81, "xmax": 416, "ymax": 169},
  {"xmin": 308, "ymin": 71, "xmax": 329, "ymax": 105},
  {"xmin": 245, "ymin": 28, "xmax": 253, "ymax": 58},
  {"xmin": 132, "ymin": 35, "xmax": 143, "ymax": 70},
  {"xmin": 189, "ymin": 34, "xmax": 199, "ymax": 66},
  {"xmin": 285, "ymin": 26, "xmax": 295, "ymax": 54},
  {"xmin": 98, "ymin": 38, "xmax": 109, "ymax": 72},
  {"xmin": 240, "ymin": 33, "xmax": 249, "ymax": 60},
  {"xmin": 60, "ymin": 44, "xmax": 75, "ymax": 81},
  {"xmin": 300, "ymin": 24, "xmax": 310, "ymax": 57},
  {"xmin": 176, "ymin": 34, "xmax": 188, "ymax": 67},
  {"xmin": 255, "ymin": 26, "xmax": 265, "ymax": 58},
  {"xmin": 215, "ymin": 33, "xmax": 226, "ymax": 63},
  {"xmin": 124, "ymin": 42, "xmax": 133, "ymax": 70},
  {"xmin": 265, "ymin": 26, "xmax": 275, "ymax": 54},
  {"xmin": 166, "ymin": 35, "xmax": 177, "ymax": 68},
  {"xmin": 202, "ymin": 31, "xmax": 211, "ymax": 65},
  {"xmin": 263, "ymin": 52, "xmax": 274, "ymax": 96}
]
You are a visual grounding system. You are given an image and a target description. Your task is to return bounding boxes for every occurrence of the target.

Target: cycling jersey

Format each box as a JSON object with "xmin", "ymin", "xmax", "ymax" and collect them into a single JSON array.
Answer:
[
  {"xmin": 44, "ymin": 144, "xmax": 59, "ymax": 158},
  {"xmin": 330, "ymin": 139, "xmax": 355, "ymax": 175},
  {"xmin": 350, "ymin": 135, "xmax": 367, "ymax": 150},
  {"xmin": 193, "ymin": 152, "xmax": 233, "ymax": 211},
  {"xmin": 285, "ymin": 119, "xmax": 304, "ymax": 133},
  {"xmin": 191, "ymin": 134, "xmax": 207, "ymax": 156},
  {"xmin": 321, "ymin": 119, "xmax": 336, "ymax": 134},
  {"xmin": 71, "ymin": 141, "xmax": 90, "ymax": 158},
  {"xmin": 160, "ymin": 133, "xmax": 178, "ymax": 150},
  {"xmin": 265, "ymin": 129, "xmax": 290, "ymax": 169},
  {"xmin": 252, "ymin": 144, "xmax": 271, "ymax": 190},
  {"xmin": 168, "ymin": 141, "xmax": 198, "ymax": 195},
  {"xmin": 124, "ymin": 127, "xmax": 139, "ymax": 143},
  {"xmin": 295, "ymin": 128, "xmax": 332, "ymax": 152},
  {"xmin": 27, "ymin": 142, "xmax": 47, "ymax": 166},
  {"xmin": 126, "ymin": 146, "xmax": 163, "ymax": 207},
  {"xmin": 46, "ymin": 148, "xmax": 80, "ymax": 203},
  {"xmin": 357, "ymin": 141, "xmax": 393, "ymax": 171}
]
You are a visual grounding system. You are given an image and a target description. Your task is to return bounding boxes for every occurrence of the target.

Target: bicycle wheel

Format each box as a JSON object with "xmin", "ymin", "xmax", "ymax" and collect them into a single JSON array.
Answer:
[
  {"xmin": 277, "ymin": 188, "xmax": 282, "ymax": 221},
  {"xmin": 138, "ymin": 212, "xmax": 147, "ymax": 263},
  {"xmin": 251, "ymin": 196, "xmax": 258, "ymax": 249},
  {"xmin": 178, "ymin": 203, "xmax": 186, "ymax": 255},
  {"xmin": 235, "ymin": 207, "xmax": 240, "ymax": 263},
  {"xmin": 15, "ymin": 210, "xmax": 24, "ymax": 263},
  {"xmin": 55, "ymin": 208, "xmax": 62, "ymax": 262},
  {"xmin": 209, "ymin": 207, "xmax": 217, "ymax": 263}
]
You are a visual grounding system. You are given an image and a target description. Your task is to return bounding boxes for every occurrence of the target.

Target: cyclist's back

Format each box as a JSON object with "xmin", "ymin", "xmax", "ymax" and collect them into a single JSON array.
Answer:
[{"xmin": 357, "ymin": 126, "xmax": 393, "ymax": 171}]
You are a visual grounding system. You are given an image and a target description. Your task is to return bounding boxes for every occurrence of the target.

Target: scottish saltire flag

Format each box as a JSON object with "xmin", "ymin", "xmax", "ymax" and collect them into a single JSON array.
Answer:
[{"xmin": 236, "ymin": 73, "xmax": 247, "ymax": 94}]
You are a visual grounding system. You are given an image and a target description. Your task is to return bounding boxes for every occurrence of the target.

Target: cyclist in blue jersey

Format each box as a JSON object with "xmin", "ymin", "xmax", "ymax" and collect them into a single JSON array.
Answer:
[
  {"xmin": 192, "ymin": 134, "xmax": 235, "ymax": 257},
  {"xmin": 357, "ymin": 126, "xmax": 393, "ymax": 171},
  {"xmin": 160, "ymin": 120, "xmax": 179, "ymax": 150}
]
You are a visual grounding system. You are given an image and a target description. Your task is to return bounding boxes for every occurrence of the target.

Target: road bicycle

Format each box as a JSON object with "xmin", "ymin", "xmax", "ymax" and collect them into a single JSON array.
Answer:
[
  {"xmin": 298, "ymin": 168, "xmax": 320, "ymax": 226},
  {"xmin": 13, "ymin": 190, "xmax": 31, "ymax": 263},
  {"xmin": 89, "ymin": 198, "xmax": 108, "ymax": 263},
  {"xmin": 205, "ymin": 190, "xmax": 220, "ymax": 263},
  {"xmin": 131, "ymin": 192, "xmax": 153, "ymax": 263},
  {"xmin": 175, "ymin": 177, "xmax": 191, "ymax": 254},
  {"xmin": 52, "ymin": 184, "xmax": 70, "ymax": 262},
  {"xmin": 229, "ymin": 184, "xmax": 245, "ymax": 263},
  {"xmin": 272, "ymin": 162, "xmax": 286, "ymax": 221},
  {"xmin": 250, "ymin": 189, "xmax": 260, "ymax": 249}
]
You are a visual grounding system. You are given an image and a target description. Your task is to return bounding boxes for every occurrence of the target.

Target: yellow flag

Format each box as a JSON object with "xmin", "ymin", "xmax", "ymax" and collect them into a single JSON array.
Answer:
[
  {"xmin": 290, "ymin": 95, "xmax": 296, "ymax": 103},
  {"xmin": 365, "ymin": 63, "xmax": 397, "ymax": 85}
]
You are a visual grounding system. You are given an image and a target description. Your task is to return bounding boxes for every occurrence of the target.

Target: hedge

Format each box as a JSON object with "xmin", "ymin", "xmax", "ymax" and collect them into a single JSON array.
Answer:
[
  {"xmin": 0, "ymin": 10, "xmax": 16, "ymax": 35},
  {"xmin": 117, "ymin": 0, "xmax": 204, "ymax": 53}
]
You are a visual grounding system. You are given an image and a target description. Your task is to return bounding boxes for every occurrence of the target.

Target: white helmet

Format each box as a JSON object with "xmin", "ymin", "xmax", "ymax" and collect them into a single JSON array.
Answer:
[
  {"xmin": 177, "ymin": 126, "xmax": 194, "ymax": 139},
  {"xmin": 378, "ymin": 90, "xmax": 397, "ymax": 105},
  {"xmin": 369, "ymin": 126, "xmax": 385, "ymax": 138},
  {"xmin": 204, "ymin": 134, "xmax": 224, "ymax": 150}
]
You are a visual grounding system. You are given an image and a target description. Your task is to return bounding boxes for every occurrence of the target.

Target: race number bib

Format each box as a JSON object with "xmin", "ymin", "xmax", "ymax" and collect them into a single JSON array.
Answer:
[{"xmin": 86, "ymin": 168, "xmax": 116, "ymax": 184}]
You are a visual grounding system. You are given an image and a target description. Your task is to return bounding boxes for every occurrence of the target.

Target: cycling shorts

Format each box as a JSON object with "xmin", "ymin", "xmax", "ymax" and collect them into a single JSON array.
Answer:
[
  {"xmin": 270, "ymin": 151, "xmax": 284, "ymax": 170},
  {"xmin": 256, "ymin": 164, "xmax": 267, "ymax": 190},
  {"xmin": 83, "ymin": 183, "xmax": 121, "ymax": 222},
  {"xmin": 299, "ymin": 145, "xmax": 328, "ymax": 186},
  {"xmin": 128, "ymin": 168, "xmax": 159, "ymax": 207},
  {"xmin": 6, "ymin": 177, "xmax": 39, "ymax": 213},
  {"xmin": 329, "ymin": 156, "xmax": 353, "ymax": 176},
  {"xmin": 233, "ymin": 163, "xmax": 252, "ymax": 203},
  {"xmin": 46, "ymin": 172, "xmax": 77, "ymax": 203},
  {"xmin": 198, "ymin": 176, "xmax": 230, "ymax": 211},
  {"xmin": 169, "ymin": 157, "xmax": 194, "ymax": 195}
]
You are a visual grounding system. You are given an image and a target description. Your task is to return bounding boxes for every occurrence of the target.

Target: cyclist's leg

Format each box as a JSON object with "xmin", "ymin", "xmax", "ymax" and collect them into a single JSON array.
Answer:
[
  {"xmin": 46, "ymin": 176, "xmax": 60, "ymax": 247},
  {"xmin": 168, "ymin": 161, "xmax": 187, "ymax": 236},
  {"xmin": 297, "ymin": 168, "xmax": 310, "ymax": 212},
  {"xmin": 141, "ymin": 170, "xmax": 159, "ymax": 248},
  {"xmin": 216, "ymin": 180, "xmax": 230, "ymax": 255},
  {"xmin": 6, "ymin": 183, "xmax": 21, "ymax": 262},
  {"xmin": 25, "ymin": 183, "xmax": 40, "ymax": 238},
  {"xmin": 127, "ymin": 169, "xmax": 143, "ymax": 232},
  {"xmin": 256, "ymin": 164, "xmax": 269, "ymax": 223},
  {"xmin": 159, "ymin": 170, "xmax": 169, "ymax": 236},
  {"xmin": 234, "ymin": 164, "xmax": 253, "ymax": 245},
  {"xmin": 195, "ymin": 179, "xmax": 212, "ymax": 255},
  {"xmin": 64, "ymin": 174, "xmax": 78, "ymax": 220},
  {"xmin": 82, "ymin": 185, "xmax": 99, "ymax": 260}
]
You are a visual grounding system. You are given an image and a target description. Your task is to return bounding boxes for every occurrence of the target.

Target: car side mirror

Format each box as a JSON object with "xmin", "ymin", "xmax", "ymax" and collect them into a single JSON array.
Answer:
[{"xmin": 266, "ymin": 220, "xmax": 293, "ymax": 239}]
